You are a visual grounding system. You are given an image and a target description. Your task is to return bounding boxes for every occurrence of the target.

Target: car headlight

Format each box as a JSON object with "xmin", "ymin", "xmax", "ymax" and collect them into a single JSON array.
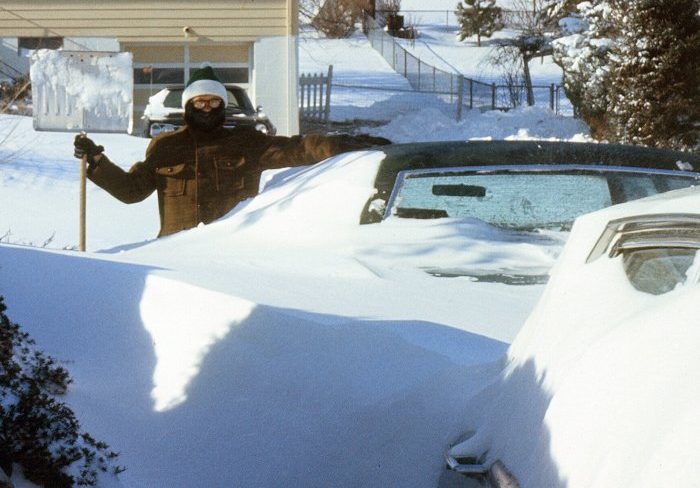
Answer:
[
  {"xmin": 254, "ymin": 122, "xmax": 269, "ymax": 134},
  {"xmin": 149, "ymin": 123, "xmax": 176, "ymax": 137}
]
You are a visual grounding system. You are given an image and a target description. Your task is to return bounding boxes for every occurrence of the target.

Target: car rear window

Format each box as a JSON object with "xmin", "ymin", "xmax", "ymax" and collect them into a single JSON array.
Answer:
[
  {"xmin": 386, "ymin": 167, "xmax": 700, "ymax": 230},
  {"xmin": 226, "ymin": 88, "xmax": 254, "ymax": 111},
  {"xmin": 394, "ymin": 173, "xmax": 611, "ymax": 230},
  {"xmin": 163, "ymin": 89, "xmax": 183, "ymax": 108}
]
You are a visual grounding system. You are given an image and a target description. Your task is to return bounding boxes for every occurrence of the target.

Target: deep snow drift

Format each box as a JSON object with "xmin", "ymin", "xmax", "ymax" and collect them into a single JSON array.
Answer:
[
  {"xmin": 0, "ymin": 145, "xmax": 548, "ymax": 486},
  {"xmin": 2, "ymin": 11, "xmax": 695, "ymax": 488}
]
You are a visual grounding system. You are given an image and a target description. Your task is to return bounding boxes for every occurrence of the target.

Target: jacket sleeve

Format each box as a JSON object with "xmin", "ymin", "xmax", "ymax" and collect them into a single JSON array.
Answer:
[
  {"xmin": 87, "ymin": 140, "xmax": 158, "ymax": 204},
  {"xmin": 258, "ymin": 133, "xmax": 391, "ymax": 169}
]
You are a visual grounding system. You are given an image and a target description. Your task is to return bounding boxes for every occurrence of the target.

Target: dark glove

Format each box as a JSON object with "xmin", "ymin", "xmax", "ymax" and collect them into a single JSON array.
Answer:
[
  {"xmin": 73, "ymin": 134, "xmax": 104, "ymax": 161},
  {"xmin": 331, "ymin": 134, "xmax": 392, "ymax": 153},
  {"xmin": 349, "ymin": 134, "xmax": 392, "ymax": 146}
]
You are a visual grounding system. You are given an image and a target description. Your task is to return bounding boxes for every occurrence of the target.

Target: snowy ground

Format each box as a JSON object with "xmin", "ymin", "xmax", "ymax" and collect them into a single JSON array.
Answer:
[
  {"xmin": 5, "ymin": 11, "xmax": 682, "ymax": 488},
  {"xmin": 299, "ymin": 25, "xmax": 583, "ymax": 138}
]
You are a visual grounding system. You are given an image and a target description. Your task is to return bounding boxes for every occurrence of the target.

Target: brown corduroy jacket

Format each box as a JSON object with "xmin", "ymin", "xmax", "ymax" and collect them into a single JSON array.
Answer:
[{"xmin": 88, "ymin": 126, "xmax": 380, "ymax": 237}]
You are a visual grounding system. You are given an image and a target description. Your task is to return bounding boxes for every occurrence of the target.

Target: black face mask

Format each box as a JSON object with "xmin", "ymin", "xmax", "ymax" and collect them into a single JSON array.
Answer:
[{"xmin": 184, "ymin": 102, "xmax": 225, "ymax": 131}]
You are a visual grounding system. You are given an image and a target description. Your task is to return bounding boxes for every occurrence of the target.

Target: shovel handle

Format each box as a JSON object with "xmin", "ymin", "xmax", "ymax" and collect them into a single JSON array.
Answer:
[
  {"xmin": 79, "ymin": 131, "xmax": 87, "ymax": 252},
  {"xmin": 80, "ymin": 154, "xmax": 87, "ymax": 251}
]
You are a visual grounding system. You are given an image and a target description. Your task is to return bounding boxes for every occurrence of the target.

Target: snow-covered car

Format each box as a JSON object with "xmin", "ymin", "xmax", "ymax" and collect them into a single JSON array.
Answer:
[
  {"xmin": 356, "ymin": 140, "xmax": 700, "ymax": 282},
  {"xmin": 1, "ymin": 138, "xmax": 700, "ymax": 487},
  {"xmin": 444, "ymin": 185, "xmax": 700, "ymax": 487},
  {"xmin": 141, "ymin": 84, "xmax": 276, "ymax": 138}
]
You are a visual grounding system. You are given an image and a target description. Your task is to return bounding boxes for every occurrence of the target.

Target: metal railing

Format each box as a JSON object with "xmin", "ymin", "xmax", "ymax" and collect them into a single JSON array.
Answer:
[{"xmin": 364, "ymin": 15, "xmax": 569, "ymax": 119}]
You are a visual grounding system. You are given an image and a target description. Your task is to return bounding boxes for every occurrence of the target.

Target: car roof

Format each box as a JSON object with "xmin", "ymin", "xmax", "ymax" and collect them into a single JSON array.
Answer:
[
  {"xmin": 374, "ymin": 140, "xmax": 700, "ymax": 190},
  {"xmin": 378, "ymin": 140, "xmax": 699, "ymax": 170}
]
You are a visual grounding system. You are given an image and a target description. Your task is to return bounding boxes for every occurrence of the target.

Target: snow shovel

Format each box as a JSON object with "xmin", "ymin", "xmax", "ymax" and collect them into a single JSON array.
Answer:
[{"xmin": 29, "ymin": 50, "xmax": 133, "ymax": 251}]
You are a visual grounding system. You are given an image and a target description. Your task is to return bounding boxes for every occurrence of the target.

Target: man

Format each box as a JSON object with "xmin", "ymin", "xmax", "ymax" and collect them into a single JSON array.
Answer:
[{"xmin": 74, "ymin": 66, "xmax": 390, "ymax": 237}]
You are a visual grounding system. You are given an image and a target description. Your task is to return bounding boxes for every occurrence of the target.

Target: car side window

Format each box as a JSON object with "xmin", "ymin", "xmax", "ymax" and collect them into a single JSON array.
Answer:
[
  {"xmin": 615, "ymin": 174, "xmax": 658, "ymax": 200},
  {"xmin": 587, "ymin": 214, "xmax": 700, "ymax": 295},
  {"xmin": 622, "ymin": 247, "xmax": 699, "ymax": 295}
]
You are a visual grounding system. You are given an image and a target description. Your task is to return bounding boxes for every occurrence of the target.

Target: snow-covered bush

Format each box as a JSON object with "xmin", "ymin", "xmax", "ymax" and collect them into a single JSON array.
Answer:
[
  {"xmin": 606, "ymin": 0, "xmax": 699, "ymax": 150},
  {"xmin": 552, "ymin": 1, "xmax": 615, "ymax": 137},
  {"xmin": 553, "ymin": 0, "xmax": 699, "ymax": 149},
  {"xmin": 0, "ymin": 296, "xmax": 123, "ymax": 487}
]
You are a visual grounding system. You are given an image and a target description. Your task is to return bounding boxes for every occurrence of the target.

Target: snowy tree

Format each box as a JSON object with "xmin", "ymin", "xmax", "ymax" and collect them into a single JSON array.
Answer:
[
  {"xmin": 492, "ymin": 35, "xmax": 552, "ymax": 105},
  {"xmin": 538, "ymin": 0, "xmax": 581, "ymax": 28},
  {"xmin": 553, "ymin": 0, "xmax": 699, "ymax": 148},
  {"xmin": 455, "ymin": 0, "xmax": 504, "ymax": 47},
  {"xmin": 552, "ymin": 1, "xmax": 616, "ymax": 137},
  {"xmin": 491, "ymin": 0, "xmax": 554, "ymax": 106},
  {"xmin": 606, "ymin": 0, "xmax": 699, "ymax": 150},
  {"xmin": 301, "ymin": 0, "xmax": 371, "ymax": 38}
]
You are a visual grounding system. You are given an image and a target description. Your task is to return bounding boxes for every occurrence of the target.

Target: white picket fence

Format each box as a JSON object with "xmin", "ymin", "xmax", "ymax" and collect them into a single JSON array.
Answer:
[{"xmin": 299, "ymin": 65, "xmax": 333, "ymax": 126}]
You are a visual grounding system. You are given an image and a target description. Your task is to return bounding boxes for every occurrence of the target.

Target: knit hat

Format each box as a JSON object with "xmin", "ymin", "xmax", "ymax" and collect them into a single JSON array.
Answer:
[{"xmin": 181, "ymin": 65, "xmax": 228, "ymax": 108}]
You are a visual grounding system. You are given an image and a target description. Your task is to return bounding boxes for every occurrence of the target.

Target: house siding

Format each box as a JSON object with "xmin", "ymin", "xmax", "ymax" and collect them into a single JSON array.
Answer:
[{"xmin": 0, "ymin": 0, "xmax": 292, "ymax": 42}]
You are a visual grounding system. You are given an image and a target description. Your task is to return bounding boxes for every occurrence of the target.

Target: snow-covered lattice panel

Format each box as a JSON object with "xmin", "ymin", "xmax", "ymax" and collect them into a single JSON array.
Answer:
[{"xmin": 30, "ymin": 50, "xmax": 133, "ymax": 133}]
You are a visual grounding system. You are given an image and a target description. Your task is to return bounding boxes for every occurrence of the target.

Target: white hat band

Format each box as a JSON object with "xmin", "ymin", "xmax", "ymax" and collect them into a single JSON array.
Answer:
[{"xmin": 181, "ymin": 79, "xmax": 229, "ymax": 108}]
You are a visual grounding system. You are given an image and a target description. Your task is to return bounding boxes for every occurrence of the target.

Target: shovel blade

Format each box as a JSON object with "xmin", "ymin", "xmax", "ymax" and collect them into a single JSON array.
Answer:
[{"xmin": 30, "ymin": 50, "xmax": 133, "ymax": 133}]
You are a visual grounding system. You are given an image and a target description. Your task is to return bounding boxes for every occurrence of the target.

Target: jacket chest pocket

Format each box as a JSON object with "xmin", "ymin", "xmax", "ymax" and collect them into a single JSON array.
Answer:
[
  {"xmin": 214, "ymin": 157, "xmax": 246, "ymax": 194},
  {"xmin": 156, "ymin": 163, "xmax": 188, "ymax": 196}
]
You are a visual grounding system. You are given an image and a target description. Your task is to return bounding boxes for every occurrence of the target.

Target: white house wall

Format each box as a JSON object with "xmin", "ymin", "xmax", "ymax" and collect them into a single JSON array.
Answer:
[{"xmin": 253, "ymin": 35, "xmax": 299, "ymax": 136}]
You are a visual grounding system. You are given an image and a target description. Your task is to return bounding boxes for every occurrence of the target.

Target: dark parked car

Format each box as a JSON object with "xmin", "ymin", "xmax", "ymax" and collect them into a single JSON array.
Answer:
[
  {"xmin": 141, "ymin": 85, "xmax": 276, "ymax": 138},
  {"xmin": 361, "ymin": 140, "xmax": 700, "ymax": 229}
]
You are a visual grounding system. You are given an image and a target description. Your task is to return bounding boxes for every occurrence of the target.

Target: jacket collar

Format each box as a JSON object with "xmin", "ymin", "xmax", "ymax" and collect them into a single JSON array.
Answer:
[{"xmin": 185, "ymin": 124, "xmax": 227, "ymax": 143}]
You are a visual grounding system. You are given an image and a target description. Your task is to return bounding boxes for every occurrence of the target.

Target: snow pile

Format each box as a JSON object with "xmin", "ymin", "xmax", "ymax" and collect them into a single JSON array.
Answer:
[
  {"xmin": 0, "ymin": 234, "xmax": 520, "ymax": 487},
  {"xmin": 450, "ymin": 186, "xmax": 700, "ymax": 487},
  {"xmin": 376, "ymin": 105, "xmax": 591, "ymax": 143},
  {"xmin": 29, "ymin": 49, "xmax": 132, "ymax": 132}
]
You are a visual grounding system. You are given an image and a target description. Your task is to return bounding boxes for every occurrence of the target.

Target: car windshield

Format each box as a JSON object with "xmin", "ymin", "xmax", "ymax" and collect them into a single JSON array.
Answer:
[
  {"xmin": 387, "ymin": 166, "xmax": 700, "ymax": 231},
  {"xmin": 162, "ymin": 87, "xmax": 253, "ymax": 111}
]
